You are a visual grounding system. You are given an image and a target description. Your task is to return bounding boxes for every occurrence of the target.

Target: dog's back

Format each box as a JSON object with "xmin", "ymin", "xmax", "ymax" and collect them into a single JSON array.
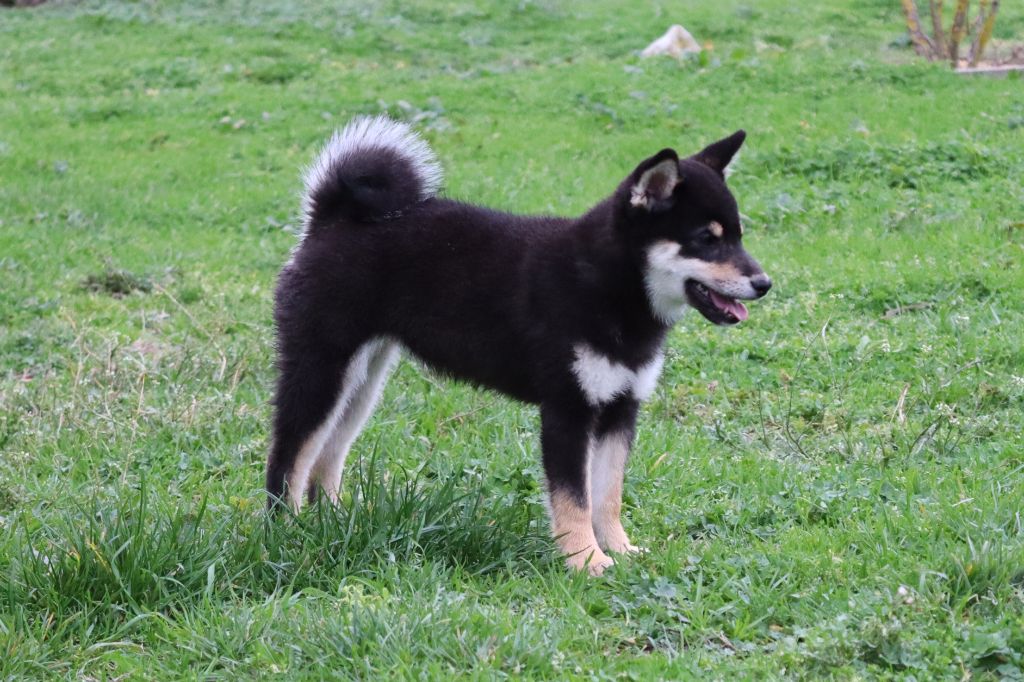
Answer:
[{"xmin": 283, "ymin": 116, "xmax": 589, "ymax": 403}]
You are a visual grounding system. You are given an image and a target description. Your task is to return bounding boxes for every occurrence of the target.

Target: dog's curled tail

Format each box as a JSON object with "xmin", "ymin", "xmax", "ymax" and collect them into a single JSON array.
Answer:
[{"xmin": 301, "ymin": 115, "xmax": 443, "ymax": 229}]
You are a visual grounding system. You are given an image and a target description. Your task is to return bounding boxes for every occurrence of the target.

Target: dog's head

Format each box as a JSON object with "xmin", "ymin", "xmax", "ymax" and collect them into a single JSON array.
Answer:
[{"xmin": 618, "ymin": 131, "xmax": 771, "ymax": 326}]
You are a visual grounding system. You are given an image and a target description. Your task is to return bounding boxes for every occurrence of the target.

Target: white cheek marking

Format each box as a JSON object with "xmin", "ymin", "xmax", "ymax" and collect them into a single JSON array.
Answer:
[
  {"xmin": 709, "ymin": 221, "xmax": 724, "ymax": 238},
  {"xmin": 645, "ymin": 240, "xmax": 762, "ymax": 321},
  {"xmin": 572, "ymin": 345, "xmax": 664, "ymax": 405},
  {"xmin": 644, "ymin": 241, "xmax": 709, "ymax": 324}
]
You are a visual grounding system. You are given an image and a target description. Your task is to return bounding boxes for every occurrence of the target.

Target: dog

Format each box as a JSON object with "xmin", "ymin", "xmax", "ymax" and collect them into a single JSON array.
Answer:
[{"xmin": 267, "ymin": 115, "xmax": 771, "ymax": 575}]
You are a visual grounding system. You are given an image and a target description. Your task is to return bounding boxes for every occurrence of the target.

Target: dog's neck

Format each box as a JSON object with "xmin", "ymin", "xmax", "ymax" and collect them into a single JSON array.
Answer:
[{"xmin": 568, "ymin": 200, "xmax": 672, "ymax": 358}]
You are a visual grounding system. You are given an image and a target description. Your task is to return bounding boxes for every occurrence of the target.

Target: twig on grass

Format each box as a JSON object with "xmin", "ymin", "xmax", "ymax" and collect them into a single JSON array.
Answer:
[
  {"xmin": 883, "ymin": 302, "xmax": 933, "ymax": 319},
  {"xmin": 439, "ymin": 405, "xmax": 488, "ymax": 427},
  {"xmin": 909, "ymin": 420, "xmax": 941, "ymax": 457},
  {"xmin": 941, "ymin": 358, "xmax": 982, "ymax": 387},
  {"xmin": 892, "ymin": 383, "xmax": 910, "ymax": 426}
]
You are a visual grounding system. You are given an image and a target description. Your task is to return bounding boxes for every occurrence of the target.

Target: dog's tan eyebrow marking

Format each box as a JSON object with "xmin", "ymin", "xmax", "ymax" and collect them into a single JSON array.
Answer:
[
  {"xmin": 739, "ymin": 221, "xmax": 745, "ymax": 235},
  {"xmin": 709, "ymin": 221, "xmax": 724, "ymax": 238}
]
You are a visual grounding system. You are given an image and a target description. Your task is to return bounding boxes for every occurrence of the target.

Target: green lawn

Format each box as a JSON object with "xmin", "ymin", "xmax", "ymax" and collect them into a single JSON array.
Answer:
[{"xmin": 2, "ymin": 0, "xmax": 1024, "ymax": 678}]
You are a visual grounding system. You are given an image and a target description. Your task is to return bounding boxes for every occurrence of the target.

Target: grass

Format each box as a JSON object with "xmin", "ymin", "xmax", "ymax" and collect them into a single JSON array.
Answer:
[{"xmin": 1, "ymin": 0, "xmax": 1023, "ymax": 678}]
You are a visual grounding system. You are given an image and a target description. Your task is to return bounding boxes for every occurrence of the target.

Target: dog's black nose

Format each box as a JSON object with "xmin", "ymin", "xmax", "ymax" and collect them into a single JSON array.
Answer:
[{"xmin": 751, "ymin": 274, "xmax": 772, "ymax": 297}]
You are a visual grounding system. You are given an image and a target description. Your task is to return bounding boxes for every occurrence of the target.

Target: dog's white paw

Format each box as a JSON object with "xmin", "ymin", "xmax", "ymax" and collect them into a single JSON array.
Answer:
[
  {"xmin": 607, "ymin": 541, "xmax": 646, "ymax": 555},
  {"xmin": 595, "ymin": 522, "xmax": 643, "ymax": 556},
  {"xmin": 565, "ymin": 547, "xmax": 615, "ymax": 576}
]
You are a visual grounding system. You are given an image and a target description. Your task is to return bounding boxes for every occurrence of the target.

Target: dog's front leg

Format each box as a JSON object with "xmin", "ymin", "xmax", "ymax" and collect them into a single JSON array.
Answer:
[
  {"xmin": 540, "ymin": 400, "xmax": 613, "ymax": 576},
  {"xmin": 592, "ymin": 397, "xmax": 642, "ymax": 554}
]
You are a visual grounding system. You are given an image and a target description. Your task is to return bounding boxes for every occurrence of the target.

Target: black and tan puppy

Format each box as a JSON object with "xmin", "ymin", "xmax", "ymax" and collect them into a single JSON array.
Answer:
[{"xmin": 268, "ymin": 116, "xmax": 771, "ymax": 574}]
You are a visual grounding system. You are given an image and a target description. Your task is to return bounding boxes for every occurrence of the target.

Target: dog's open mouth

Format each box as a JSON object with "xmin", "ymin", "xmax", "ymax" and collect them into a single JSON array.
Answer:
[{"xmin": 684, "ymin": 280, "xmax": 749, "ymax": 325}]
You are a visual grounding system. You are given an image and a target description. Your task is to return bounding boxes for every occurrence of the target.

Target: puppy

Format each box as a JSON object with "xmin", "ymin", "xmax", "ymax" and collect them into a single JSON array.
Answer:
[{"xmin": 267, "ymin": 116, "xmax": 771, "ymax": 574}]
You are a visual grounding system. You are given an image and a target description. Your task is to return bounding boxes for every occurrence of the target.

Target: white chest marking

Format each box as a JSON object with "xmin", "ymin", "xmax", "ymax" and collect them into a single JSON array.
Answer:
[
  {"xmin": 632, "ymin": 352, "xmax": 665, "ymax": 401},
  {"xmin": 572, "ymin": 344, "xmax": 664, "ymax": 405}
]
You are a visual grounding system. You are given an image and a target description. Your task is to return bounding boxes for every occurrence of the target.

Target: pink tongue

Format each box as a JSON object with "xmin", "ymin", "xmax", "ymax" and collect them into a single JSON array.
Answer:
[{"xmin": 710, "ymin": 290, "xmax": 749, "ymax": 321}]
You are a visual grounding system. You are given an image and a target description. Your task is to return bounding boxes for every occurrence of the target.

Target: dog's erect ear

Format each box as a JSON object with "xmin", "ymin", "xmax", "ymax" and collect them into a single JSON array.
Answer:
[
  {"xmin": 692, "ymin": 130, "xmax": 746, "ymax": 177},
  {"xmin": 629, "ymin": 148, "xmax": 680, "ymax": 211}
]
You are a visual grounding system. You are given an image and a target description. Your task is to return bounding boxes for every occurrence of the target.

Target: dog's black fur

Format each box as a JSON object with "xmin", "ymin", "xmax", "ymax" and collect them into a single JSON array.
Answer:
[{"xmin": 268, "ymin": 116, "xmax": 770, "ymax": 572}]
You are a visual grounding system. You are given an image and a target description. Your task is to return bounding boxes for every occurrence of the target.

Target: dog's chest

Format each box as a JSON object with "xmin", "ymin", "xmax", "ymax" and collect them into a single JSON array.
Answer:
[{"xmin": 571, "ymin": 344, "xmax": 665, "ymax": 405}]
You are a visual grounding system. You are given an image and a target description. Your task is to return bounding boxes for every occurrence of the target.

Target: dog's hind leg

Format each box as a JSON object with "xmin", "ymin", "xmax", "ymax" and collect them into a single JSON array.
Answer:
[
  {"xmin": 540, "ymin": 399, "xmax": 614, "ymax": 576},
  {"xmin": 311, "ymin": 340, "xmax": 400, "ymax": 503},
  {"xmin": 591, "ymin": 397, "xmax": 641, "ymax": 554},
  {"xmin": 267, "ymin": 341, "xmax": 374, "ymax": 512}
]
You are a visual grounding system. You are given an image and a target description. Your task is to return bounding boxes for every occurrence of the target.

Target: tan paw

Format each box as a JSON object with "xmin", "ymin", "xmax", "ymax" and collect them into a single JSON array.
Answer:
[
  {"xmin": 595, "ymin": 522, "xmax": 642, "ymax": 555},
  {"xmin": 565, "ymin": 547, "xmax": 615, "ymax": 576},
  {"xmin": 606, "ymin": 540, "xmax": 645, "ymax": 555}
]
